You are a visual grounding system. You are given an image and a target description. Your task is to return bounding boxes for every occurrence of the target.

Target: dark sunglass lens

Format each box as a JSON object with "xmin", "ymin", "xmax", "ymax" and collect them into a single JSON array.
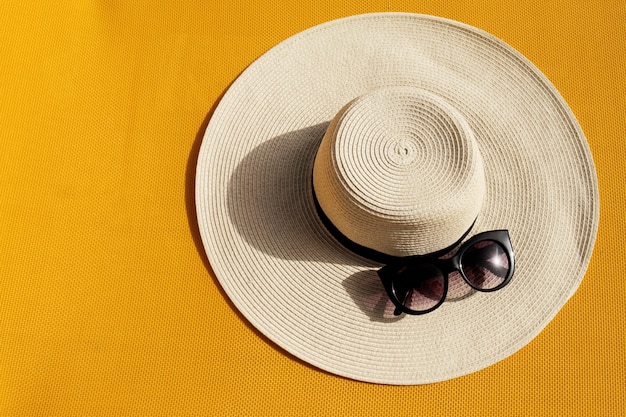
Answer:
[
  {"xmin": 462, "ymin": 240, "xmax": 510, "ymax": 290},
  {"xmin": 393, "ymin": 264, "xmax": 445, "ymax": 312}
]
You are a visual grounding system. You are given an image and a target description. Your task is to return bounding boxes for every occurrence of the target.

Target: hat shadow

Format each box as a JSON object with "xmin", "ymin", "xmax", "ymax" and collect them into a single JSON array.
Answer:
[
  {"xmin": 226, "ymin": 123, "xmax": 330, "ymax": 263},
  {"xmin": 186, "ymin": 104, "xmax": 336, "ymax": 373},
  {"xmin": 342, "ymin": 270, "xmax": 403, "ymax": 323}
]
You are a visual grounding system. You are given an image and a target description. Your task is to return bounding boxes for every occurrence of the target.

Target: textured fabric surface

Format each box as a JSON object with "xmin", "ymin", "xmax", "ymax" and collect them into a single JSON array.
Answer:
[{"xmin": 0, "ymin": 0, "xmax": 624, "ymax": 414}]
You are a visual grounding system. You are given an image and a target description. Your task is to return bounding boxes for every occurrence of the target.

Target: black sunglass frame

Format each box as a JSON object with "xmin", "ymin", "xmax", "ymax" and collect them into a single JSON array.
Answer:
[{"xmin": 377, "ymin": 230, "xmax": 515, "ymax": 316}]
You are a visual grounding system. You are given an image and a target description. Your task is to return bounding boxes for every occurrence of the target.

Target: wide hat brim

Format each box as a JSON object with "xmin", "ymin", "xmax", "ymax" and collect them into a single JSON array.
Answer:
[{"xmin": 196, "ymin": 13, "xmax": 599, "ymax": 384}]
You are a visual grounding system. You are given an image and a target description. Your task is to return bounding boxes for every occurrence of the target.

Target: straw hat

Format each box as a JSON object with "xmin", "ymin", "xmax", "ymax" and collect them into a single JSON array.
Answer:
[{"xmin": 195, "ymin": 13, "xmax": 599, "ymax": 384}]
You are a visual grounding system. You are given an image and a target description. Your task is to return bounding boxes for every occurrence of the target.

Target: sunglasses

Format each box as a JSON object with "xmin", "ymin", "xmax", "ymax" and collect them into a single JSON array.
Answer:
[{"xmin": 377, "ymin": 230, "xmax": 515, "ymax": 316}]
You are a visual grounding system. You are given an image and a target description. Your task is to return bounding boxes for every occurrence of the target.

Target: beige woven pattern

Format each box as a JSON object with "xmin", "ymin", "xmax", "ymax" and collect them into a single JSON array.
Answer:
[
  {"xmin": 195, "ymin": 13, "xmax": 599, "ymax": 384},
  {"xmin": 313, "ymin": 86, "xmax": 485, "ymax": 256}
]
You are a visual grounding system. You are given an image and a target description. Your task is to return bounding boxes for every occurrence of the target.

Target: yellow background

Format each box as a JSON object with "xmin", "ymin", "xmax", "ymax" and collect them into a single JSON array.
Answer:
[{"xmin": 1, "ymin": 0, "xmax": 624, "ymax": 415}]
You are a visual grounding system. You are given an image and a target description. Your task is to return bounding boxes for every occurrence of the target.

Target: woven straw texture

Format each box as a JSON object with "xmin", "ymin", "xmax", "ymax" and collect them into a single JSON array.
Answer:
[
  {"xmin": 313, "ymin": 86, "xmax": 486, "ymax": 257},
  {"xmin": 196, "ymin": 13, "xmax": 599, "ymax": 384}
]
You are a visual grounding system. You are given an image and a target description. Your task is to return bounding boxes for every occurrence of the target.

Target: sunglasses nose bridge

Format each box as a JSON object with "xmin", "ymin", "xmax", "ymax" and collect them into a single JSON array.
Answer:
[{"xmin": 441, "ymin": 255, "xmax": 461, "ymax": 275}]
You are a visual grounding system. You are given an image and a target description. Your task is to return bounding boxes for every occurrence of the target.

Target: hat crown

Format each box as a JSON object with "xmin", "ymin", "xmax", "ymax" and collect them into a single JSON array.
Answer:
[{"xmin": 313, "ymin": 86, "xmax": 486, "ymax": 257}]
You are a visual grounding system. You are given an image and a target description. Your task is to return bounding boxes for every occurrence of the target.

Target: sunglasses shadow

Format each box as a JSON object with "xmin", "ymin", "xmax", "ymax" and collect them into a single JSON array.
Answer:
[
  {"xmin": 342, "ymin": 270, "xmax": 476, "ymax": 322},
  {"xmin": 342, "ymin": 270, "xmax": 402, "ymax": 323}
]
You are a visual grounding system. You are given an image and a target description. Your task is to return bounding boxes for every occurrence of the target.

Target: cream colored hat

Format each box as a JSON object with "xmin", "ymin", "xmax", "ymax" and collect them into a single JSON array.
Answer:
[{"xmin": 195, "ymin": 13, "xmax": 599, "ymax": 384}]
